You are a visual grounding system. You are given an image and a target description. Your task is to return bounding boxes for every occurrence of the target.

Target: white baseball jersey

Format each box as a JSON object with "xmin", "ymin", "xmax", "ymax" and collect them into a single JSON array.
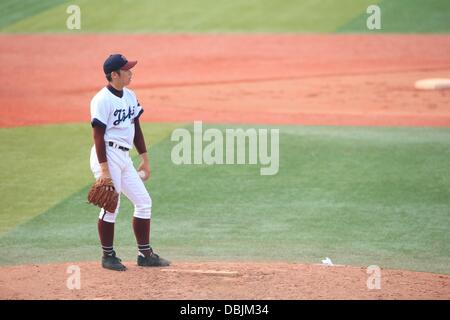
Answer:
[
  {"xmin": 89, "ymin": 85, "xmax": 151, "ymax": 221},
  {"xmin": 90, "ymin": 86, "xmax": 143, "ymax": 149}
]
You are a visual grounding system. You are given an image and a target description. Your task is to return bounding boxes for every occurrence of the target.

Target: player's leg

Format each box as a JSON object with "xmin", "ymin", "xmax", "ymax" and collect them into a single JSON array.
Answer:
[
  {"xmin": 97, "ymin": 197, "xmax": 120, "ymax": 255},
  {"xmin": 121, "ymin": 160, "xmax": 170, "ymax": 267},
  {"xmin": 90, "ymin": 146, "xmax": 126, "ymax": 271}
]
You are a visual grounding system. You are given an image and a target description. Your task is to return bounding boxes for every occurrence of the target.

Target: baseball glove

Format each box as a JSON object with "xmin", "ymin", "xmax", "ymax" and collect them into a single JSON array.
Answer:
[{"xmin": 87, "ymin": 177, "xmax": 119, "ymax": 213}]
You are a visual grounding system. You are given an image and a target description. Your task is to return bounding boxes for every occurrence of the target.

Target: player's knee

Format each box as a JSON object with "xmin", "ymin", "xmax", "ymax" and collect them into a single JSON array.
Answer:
[
  {"xmin": 98, "ymin": 199, "xmax": 120, "ymax": 223},
  {"xmin": 134, "ymin": 204, "xmax": 151, "ymax": 219},
  {"xmin": 99, "ymin": 208, "xmax": 119, "ymax": 223},
  {"xmin": 133, "ymin": 195, "xmax": 152, "ymax": 219}
]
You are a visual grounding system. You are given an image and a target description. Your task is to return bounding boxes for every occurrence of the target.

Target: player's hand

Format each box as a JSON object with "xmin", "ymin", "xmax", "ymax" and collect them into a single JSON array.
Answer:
[
  {"xmin": 99, "ymin": 162, "xmax": 114, "ymax": 190},
  {"xmin": 138, "ymin": 153, "xmax": 150, "ymax": 181}
]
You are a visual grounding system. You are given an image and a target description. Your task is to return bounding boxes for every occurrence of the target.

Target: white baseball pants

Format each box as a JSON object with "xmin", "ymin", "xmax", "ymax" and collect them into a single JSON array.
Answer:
[{"xmin": 90, "ymin": 143, "xmax": 152, "ymax": 223}]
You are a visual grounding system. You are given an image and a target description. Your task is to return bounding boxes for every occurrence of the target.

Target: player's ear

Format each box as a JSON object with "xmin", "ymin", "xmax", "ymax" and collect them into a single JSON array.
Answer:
[{"xmin": 111, "ymin": 70, "xmax": 121, "ymax": 79}]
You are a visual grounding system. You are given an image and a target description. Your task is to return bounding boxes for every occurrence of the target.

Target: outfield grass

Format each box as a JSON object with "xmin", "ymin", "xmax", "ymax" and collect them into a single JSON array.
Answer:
[
  {"xmin": 0, "ymin": 122, "xmax": 182, "ymax": 234},
  {"xmin": 2, "ymin": 0, "xmax": 448, "ymax": 33},
  {"xmin": 339, "ymin": 0, "xmax": 450, "ymax": 33},
  {"xmin": 0, "ymin": 0, "xmax": 67, "ymax": 29},
  {"xmin": 0, "ymin": 123, "xmax": 449, "ymax": 274}
]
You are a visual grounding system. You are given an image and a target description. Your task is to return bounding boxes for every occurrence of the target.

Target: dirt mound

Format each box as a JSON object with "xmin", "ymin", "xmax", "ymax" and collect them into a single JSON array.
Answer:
[{"xmin": 1, "ymin": 261, "xmax": 448, "ymax": 300}]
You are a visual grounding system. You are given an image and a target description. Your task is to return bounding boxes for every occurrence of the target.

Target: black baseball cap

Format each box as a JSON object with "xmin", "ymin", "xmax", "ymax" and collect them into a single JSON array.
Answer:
[{"xmin": 103, "ymin": 54, "xmax": 137, "ymax": 74}]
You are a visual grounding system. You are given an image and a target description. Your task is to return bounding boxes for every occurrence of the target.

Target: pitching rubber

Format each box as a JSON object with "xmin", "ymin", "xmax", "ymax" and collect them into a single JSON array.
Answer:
[
  {"xmin": 161, "ymin": 268, "xmax": 239, "ymax": 277},
  {"xmin": 414, "ymin": 78, "xmax": 450, "ymax": 90}
]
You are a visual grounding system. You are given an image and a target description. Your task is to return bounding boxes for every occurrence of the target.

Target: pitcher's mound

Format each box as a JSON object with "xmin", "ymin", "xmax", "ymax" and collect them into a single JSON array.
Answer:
[{"xmin": 0, "ymin": 261, "xmax": 449, "ymax": 300}]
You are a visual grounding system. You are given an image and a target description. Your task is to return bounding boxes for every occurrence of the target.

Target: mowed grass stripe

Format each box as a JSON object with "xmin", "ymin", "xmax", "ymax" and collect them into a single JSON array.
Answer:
[
  {"xmin": 0, "ymin": 124, "xmax": 449, "ymax": 274},
  {"xmin": 1, "ymin": 0, "xmax": 376, "ymax": 33},
  {"xmin": 0, "ymin": 0, "xmax": 68, "ymax": 29},
  {"xmin": 0, "ymin": 122, "xmax": 183, "ymax": 234},
  {"xmin": 338, "ymin": 0, "xmax": 450, "ymax": 33}
]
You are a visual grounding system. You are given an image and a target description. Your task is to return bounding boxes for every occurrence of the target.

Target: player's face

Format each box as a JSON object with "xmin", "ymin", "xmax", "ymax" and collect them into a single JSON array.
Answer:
[{"xmin": 120, "ymin": 69, "xmax": 132, "ymax": 86}]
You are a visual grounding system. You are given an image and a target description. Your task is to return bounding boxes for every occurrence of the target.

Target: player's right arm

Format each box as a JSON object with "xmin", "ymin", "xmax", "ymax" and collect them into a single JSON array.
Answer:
[
  {"xmin": 92, "ymin": 125, "xmax": 111, "ymax": 180},
  {"xmin": 91, "ymin": 95, "xmax": 111, "ymax": 180}
]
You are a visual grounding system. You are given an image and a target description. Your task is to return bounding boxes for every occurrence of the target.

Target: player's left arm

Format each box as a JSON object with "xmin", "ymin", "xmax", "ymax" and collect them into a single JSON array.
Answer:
[{"xmin": 134, "ymin": 117, "xmax": 150, "ymax": 181}]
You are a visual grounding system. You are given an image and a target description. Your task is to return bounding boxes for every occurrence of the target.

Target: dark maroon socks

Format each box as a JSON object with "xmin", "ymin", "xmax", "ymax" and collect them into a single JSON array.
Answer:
[
  {"xmin": 133, "ymin": 217, "xmax": 152, "ymax": 257},
  {"xmin": 98, "ymin": 217, "xmax": 152, "ymax": 258},
  {"xmin": 98, "ymin": 219, "xmax": 115, "ymax": 257}
]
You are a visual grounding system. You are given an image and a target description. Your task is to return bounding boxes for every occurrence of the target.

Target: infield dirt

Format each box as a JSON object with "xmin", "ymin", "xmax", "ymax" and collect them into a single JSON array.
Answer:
[
  {"xmin": 1, "ymin": 261, "xmax": 449, "ymax": 299},
  {"xmin": 1, "ymin": 34, "xmax": 449, "ymax": 127}
]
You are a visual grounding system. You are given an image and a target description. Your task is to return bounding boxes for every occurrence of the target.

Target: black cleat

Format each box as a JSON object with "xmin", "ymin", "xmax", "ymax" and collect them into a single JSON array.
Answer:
[
  {"xmin": 137, "ymin": 250, "xmax": 171, "ymax": 267},
  {"xmin": 102, "ymin": 251, "xmax": 127, "ymax": 271}
]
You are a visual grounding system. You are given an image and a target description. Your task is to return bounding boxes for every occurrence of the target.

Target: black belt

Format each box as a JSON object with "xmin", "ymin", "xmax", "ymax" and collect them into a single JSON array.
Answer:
[{"xmin": 108, "ymin": 141, "xmax": 129, "ymax": 151}]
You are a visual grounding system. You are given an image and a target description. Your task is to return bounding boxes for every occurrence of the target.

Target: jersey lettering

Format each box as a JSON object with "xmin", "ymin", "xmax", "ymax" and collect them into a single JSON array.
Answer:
[{"xmin": 113, "ymin": 106, "xmax": 136, "ymax": 125}]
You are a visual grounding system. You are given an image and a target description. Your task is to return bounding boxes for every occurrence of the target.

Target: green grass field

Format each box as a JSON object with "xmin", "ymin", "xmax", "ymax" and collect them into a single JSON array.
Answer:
[
  {"xmin": 1, "ymin": 0, "xmax": 449, "ymax": 33},
  {"xmin": 1, "ymin": 124, "xmax": 449, "ymax": 274}
]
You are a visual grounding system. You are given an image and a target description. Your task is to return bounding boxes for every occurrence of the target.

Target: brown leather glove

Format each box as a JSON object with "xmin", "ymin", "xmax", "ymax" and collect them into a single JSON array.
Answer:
[{"xmin": 87, "ymin": 162, "xmax": 119, "ymax": 213}]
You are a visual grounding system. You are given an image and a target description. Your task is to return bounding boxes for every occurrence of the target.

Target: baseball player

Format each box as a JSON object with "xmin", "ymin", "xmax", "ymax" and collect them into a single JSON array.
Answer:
[{"xmin": 89, "ymin": 54, "xmax": 170, "ymax": 271}]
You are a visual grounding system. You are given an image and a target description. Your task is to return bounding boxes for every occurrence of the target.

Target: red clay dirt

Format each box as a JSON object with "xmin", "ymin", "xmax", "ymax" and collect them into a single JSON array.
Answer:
[
  {"xmin": 1, "ymin": 34, "xmax": 450, "ymax": 127},
  {"xmin": 0, "ymin": 261, "xmax": 449, "ymax": 300}
]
